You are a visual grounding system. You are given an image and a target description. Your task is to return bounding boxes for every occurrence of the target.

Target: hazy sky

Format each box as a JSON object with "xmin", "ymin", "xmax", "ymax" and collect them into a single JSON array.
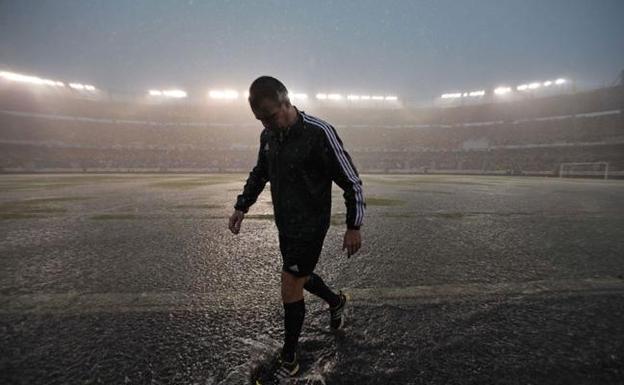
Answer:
[{"xmin": 1, "ymin": 0, "xmax": 623, "ymax": 101}]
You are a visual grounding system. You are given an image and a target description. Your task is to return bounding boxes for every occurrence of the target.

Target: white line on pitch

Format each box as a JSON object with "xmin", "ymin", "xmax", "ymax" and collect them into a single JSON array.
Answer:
[{"xmin": 1, "ymin": 277, "xmax": 623, "ymax": 315}]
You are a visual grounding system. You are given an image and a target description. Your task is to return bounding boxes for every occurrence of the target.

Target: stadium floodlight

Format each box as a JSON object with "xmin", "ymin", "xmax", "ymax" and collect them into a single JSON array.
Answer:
[
  {"xmin": 385, "ymin": 96, "xmax": 398, "ymax": 101},
  {"xmin": 494, "ymin": 86, "xmax": 512, "ymax": 95},
  {"xmin": 360, "ymin": 95, "xmax": 371, "ymax": 100},
  {"xmin": 372, "ymin": 95, "xmax": 384, "ymax": 100},
  {"xmin": 517, "ymin": 84, "xmax": 528, "ymax": 91},
  {"xmin": 0, "ymin": 71, "xmax": 39, "ymax": 84},
  {"xmin": 208, "ymin": 89, "xmax": 238, "ymax": 99},
  {"xmin": 289, "ymin": 92, "xmax": 308, "ymax": 100},
  {"xmin": 469, "ymin": 90, "xmax": 485, "ymax": 97},
  {"xmin": 528, "ymin": 82, "xmax": 541, "ymax": 89},
  {"xmin": 222, "ymin": 90, "xmax": 239, "ymax": 99},
  {"xmin": 149, "ymin": 89, "xmax": 187, "ymax": 98},
  {"xmin": 441, "ymin": 93, "xmax": 462, "ymax": 99},
  {"xmin": 0, "ymin": 70, "xmax": 65, "ymax": 87},
  {"xmin": 555, "ymin": 78, "xmax": 566, "ymax": 85},
  {"xmin": 149, "ymin": 89, "xmax": 186, "ymax": 98},
  {"xmin": 327, "ymin": 94, "xmax": 343, "ymax": 100},
  {"xmin": 543, "ymin": 81, "xmax": 553, "ymax": 87},
  {"xmin": 347, "ymin": 95, "xmax": 360, "ymax": 101},
  {"xmin": 69, "ymin": 82, "xmax": 97, "ymax": 91},
  {"xmin": 223, "ymin": 90, "xmax": 238, "ymax": 99},
  {"xmin": 316, "ymin": 93, "xmax": 328, "ymax": 100},
  {"xmin": 162, "ymin": 89, "xmax": 187, "ymax": 98},
  {"xmin": 49, "ymin": 79, "xmax": 65, "ymax": 87}
]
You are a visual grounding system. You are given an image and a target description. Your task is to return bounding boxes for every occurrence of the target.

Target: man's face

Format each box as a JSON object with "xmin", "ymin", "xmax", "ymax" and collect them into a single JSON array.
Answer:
[{"xmin": 251, "ymin": 98, "xmax": 289, "ymax": 130}]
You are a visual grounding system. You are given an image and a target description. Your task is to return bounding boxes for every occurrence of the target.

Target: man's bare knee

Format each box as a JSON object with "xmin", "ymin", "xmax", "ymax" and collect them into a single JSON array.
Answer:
[{"xmin": 281, "ymin": 271, "xmax": 308, "ymax": 303}]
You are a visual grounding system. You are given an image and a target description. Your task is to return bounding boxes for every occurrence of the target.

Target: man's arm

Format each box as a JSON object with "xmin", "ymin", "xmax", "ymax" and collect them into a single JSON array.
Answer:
[
  {"xmin": 318, "ymin": 122, "xmax": 365, "ymax": 256},
  {"xmin": 234, "ymin": 132, "xmax": 269, "ymax": 214},
  {"xmin": 229, "ymin": 132, "xmax": 269, "ymax": 235}
]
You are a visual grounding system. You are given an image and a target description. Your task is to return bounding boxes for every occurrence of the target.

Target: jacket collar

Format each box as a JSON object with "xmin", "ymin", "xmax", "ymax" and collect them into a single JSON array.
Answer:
[
  {"xmin": 290, "ymin": 107, "xmax": 304, "ymax": 136},
  {"xmin": 272, "ymin": 106, "xmax": 304, "ymax": 142}
]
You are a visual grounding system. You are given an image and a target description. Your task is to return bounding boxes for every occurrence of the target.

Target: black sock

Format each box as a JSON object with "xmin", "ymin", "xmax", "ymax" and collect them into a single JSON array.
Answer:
[
  {"xmin": 282, "ymin": 299, "xmax": 305, "ymax": 363},
  {"xmin": 304, "ymin": 273, "xmax": 340, "ymax": 308}
]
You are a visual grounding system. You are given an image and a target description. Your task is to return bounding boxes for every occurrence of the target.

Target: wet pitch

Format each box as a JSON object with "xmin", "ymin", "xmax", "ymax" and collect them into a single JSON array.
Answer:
[{"xmin": 1, "ymin": 174, "xmax": 623, "ymax": 384}]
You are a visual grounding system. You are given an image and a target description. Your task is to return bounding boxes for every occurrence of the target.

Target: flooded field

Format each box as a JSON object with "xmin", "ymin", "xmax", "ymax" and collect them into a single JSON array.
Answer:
[{"xmin": 1, "ymin": 174, "xmax": 623, "ymax": 384}]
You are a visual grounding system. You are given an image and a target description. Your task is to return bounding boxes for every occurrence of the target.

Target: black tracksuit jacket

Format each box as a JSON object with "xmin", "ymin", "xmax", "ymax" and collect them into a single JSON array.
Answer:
[{"xmin": 235, "ymin": 110, "xmax": 365, "ymax": 239}]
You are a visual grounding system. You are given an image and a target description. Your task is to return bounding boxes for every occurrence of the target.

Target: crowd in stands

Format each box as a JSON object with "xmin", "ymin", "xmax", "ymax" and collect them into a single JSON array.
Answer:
[{"xmin": 0, "ymin": 84, "xmax": 622, "ymax": 176}]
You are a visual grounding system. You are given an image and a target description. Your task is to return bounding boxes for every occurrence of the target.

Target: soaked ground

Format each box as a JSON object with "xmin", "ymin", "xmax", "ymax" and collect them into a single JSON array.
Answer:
[{"xmin": 1, "ymin": 173, "xmax": 623, "ymax": 384}]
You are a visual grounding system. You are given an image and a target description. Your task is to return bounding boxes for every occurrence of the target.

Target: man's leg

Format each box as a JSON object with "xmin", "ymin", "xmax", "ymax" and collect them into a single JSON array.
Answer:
[
  {"xmin": 303, "ymin": 273, "xmax": 341, "ymax": 308},
  {"xmin": 281, "ymin": 271, "xmax": 308, "ymax": 363}
]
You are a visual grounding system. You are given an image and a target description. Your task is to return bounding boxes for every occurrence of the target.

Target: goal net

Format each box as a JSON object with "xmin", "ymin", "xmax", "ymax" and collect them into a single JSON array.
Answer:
[{"xmin": 559, "ymin": 162, "xmax": 609, "ymax": 179}]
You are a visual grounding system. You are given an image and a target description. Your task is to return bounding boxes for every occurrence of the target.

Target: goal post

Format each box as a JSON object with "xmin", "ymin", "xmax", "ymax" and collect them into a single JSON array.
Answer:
[{"xmin": 559, "ymin": 162, "xmax": 609, "ymax": 180}]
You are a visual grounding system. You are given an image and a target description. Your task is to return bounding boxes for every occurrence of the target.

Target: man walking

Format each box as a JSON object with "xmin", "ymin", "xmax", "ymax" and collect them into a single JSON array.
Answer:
[{"xmin": 228, "ymin": 76, "xmax": 365, "ymax": 382}]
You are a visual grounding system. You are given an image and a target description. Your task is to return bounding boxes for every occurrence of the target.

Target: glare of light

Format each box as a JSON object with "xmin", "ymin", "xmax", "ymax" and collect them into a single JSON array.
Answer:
[
  {"xmin": 316, "ymin": 93, "xmax": 327, "ymax": 100},
  {"xmin": 385, "ymin": 96, "xmax": 398, "ymax": 101},
  {"xmin": 163, "ymin": 89, "xmax": 187, "ymax": 98},
  {"xmin": 494, "ymin": 86, "xmax": 512, "ymax": 95},
  {"xmin": 441, "ymin": 93, "xmax": 462, "ymax": 99},
  {"xmin": 528, "ymin": 82, "xmax": 541, "ymax": 89},
  {"xmin": 244, "ymin": 90, "xmax": 250, "ymax": 99},
  {"xmin": 0, "ymin": 71, "xmax": 42, "ymax": 85},
  {"xmin": 327, "ymin": 94, "xmax": 342, "ymax": 100},
  {"xmin": 462, "ymin": 93, "xmax": 469, "ymax": 97},
  {"xmin": 0, "ymin": 71, "xmax": 67, "ymax": 87},
  {"xmin": 209, "ymin": 89, "xmax": 238, "ymax": 99},
  {"xmin": 72, "ymin": 83, "xmax": 95, "ymax": 91},
  {"xmin": 1, "ymin": 71, "xmax": 26, "ymax": 82},
  {"xmin": 149, "ymin": 90, "xmax": 163, "ymax": 96},
  {"xmin": 517, "ymin": 84, "xmax": 528, "ymax": 91},
  {"xmin": 290, "ymin": 92, "xmax": 308, "ymax": 100},
  {"xmin": 223, "ymin": 90, "xmax": 239, "ymax": 99},
  {"xmin": 469, "ymin": 90, "xmax": 485, "ymax": 97},
  {"xmin": 543, "ymin": 81, "xmax": 553, "ymax": 87},
  {"xmin": 347, "ymin": 95, "xmax": 360, "ymax": 101},
  {"xmin": 555, "ymin": 78, "xmax": 566, "ymax": 85},
  {"xmin": 372, "ymin": 95, "xmax": 384, "ymax": 100},
  {"xmin": 360, "ymin": 95, "xmax": 371, "ymax": 100}
]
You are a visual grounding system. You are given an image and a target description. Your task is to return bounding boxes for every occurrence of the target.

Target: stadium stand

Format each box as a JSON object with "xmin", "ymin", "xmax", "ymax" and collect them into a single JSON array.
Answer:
[{"xmin": 0, "ymin": 82, "xmax": 622, "ymax": 177}]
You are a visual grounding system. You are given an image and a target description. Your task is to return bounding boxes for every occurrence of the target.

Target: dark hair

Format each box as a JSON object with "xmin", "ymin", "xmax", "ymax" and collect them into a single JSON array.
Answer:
[{"xmin": 248, "ymin": 76, "xmax": 290, "ymax": 109}]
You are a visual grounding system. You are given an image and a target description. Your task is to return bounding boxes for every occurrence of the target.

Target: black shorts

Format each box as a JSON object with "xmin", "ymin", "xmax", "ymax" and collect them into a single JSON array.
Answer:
[{"xmin": 279, "ymin": 229, "xmax": 328, "ymax": 277}]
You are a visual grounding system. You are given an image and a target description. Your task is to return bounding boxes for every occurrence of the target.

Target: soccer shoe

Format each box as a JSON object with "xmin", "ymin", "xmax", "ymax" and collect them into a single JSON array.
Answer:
[
  {"xmin": 268, "ymin": 352, "xmax": 299, "ymax": 384},
  {"xmin": 330, "ymin": 291, "xmax": 347, "ymax": 330}
]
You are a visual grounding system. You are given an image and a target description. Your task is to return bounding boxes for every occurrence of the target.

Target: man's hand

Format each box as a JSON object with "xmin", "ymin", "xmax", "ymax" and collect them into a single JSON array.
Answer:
[
  {"xmin": 228, "ymin": 210, "xmax": 245, "ymax": 234},
  {"xmin": 343, "ymin": 229, "xmax": 362, "ymax": 258}
]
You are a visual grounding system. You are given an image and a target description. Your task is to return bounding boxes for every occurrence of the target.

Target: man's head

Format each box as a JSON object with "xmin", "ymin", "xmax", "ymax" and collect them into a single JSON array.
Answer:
[{"xmin": 248, "ymin": 76, "xmax": 293, "ymax": 130}]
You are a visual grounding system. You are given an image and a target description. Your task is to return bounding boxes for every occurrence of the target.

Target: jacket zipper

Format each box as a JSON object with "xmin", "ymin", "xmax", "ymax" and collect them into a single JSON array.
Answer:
[{"xmin": 275, "ymin": 131, "xmax": 282, "ymax": 215}]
